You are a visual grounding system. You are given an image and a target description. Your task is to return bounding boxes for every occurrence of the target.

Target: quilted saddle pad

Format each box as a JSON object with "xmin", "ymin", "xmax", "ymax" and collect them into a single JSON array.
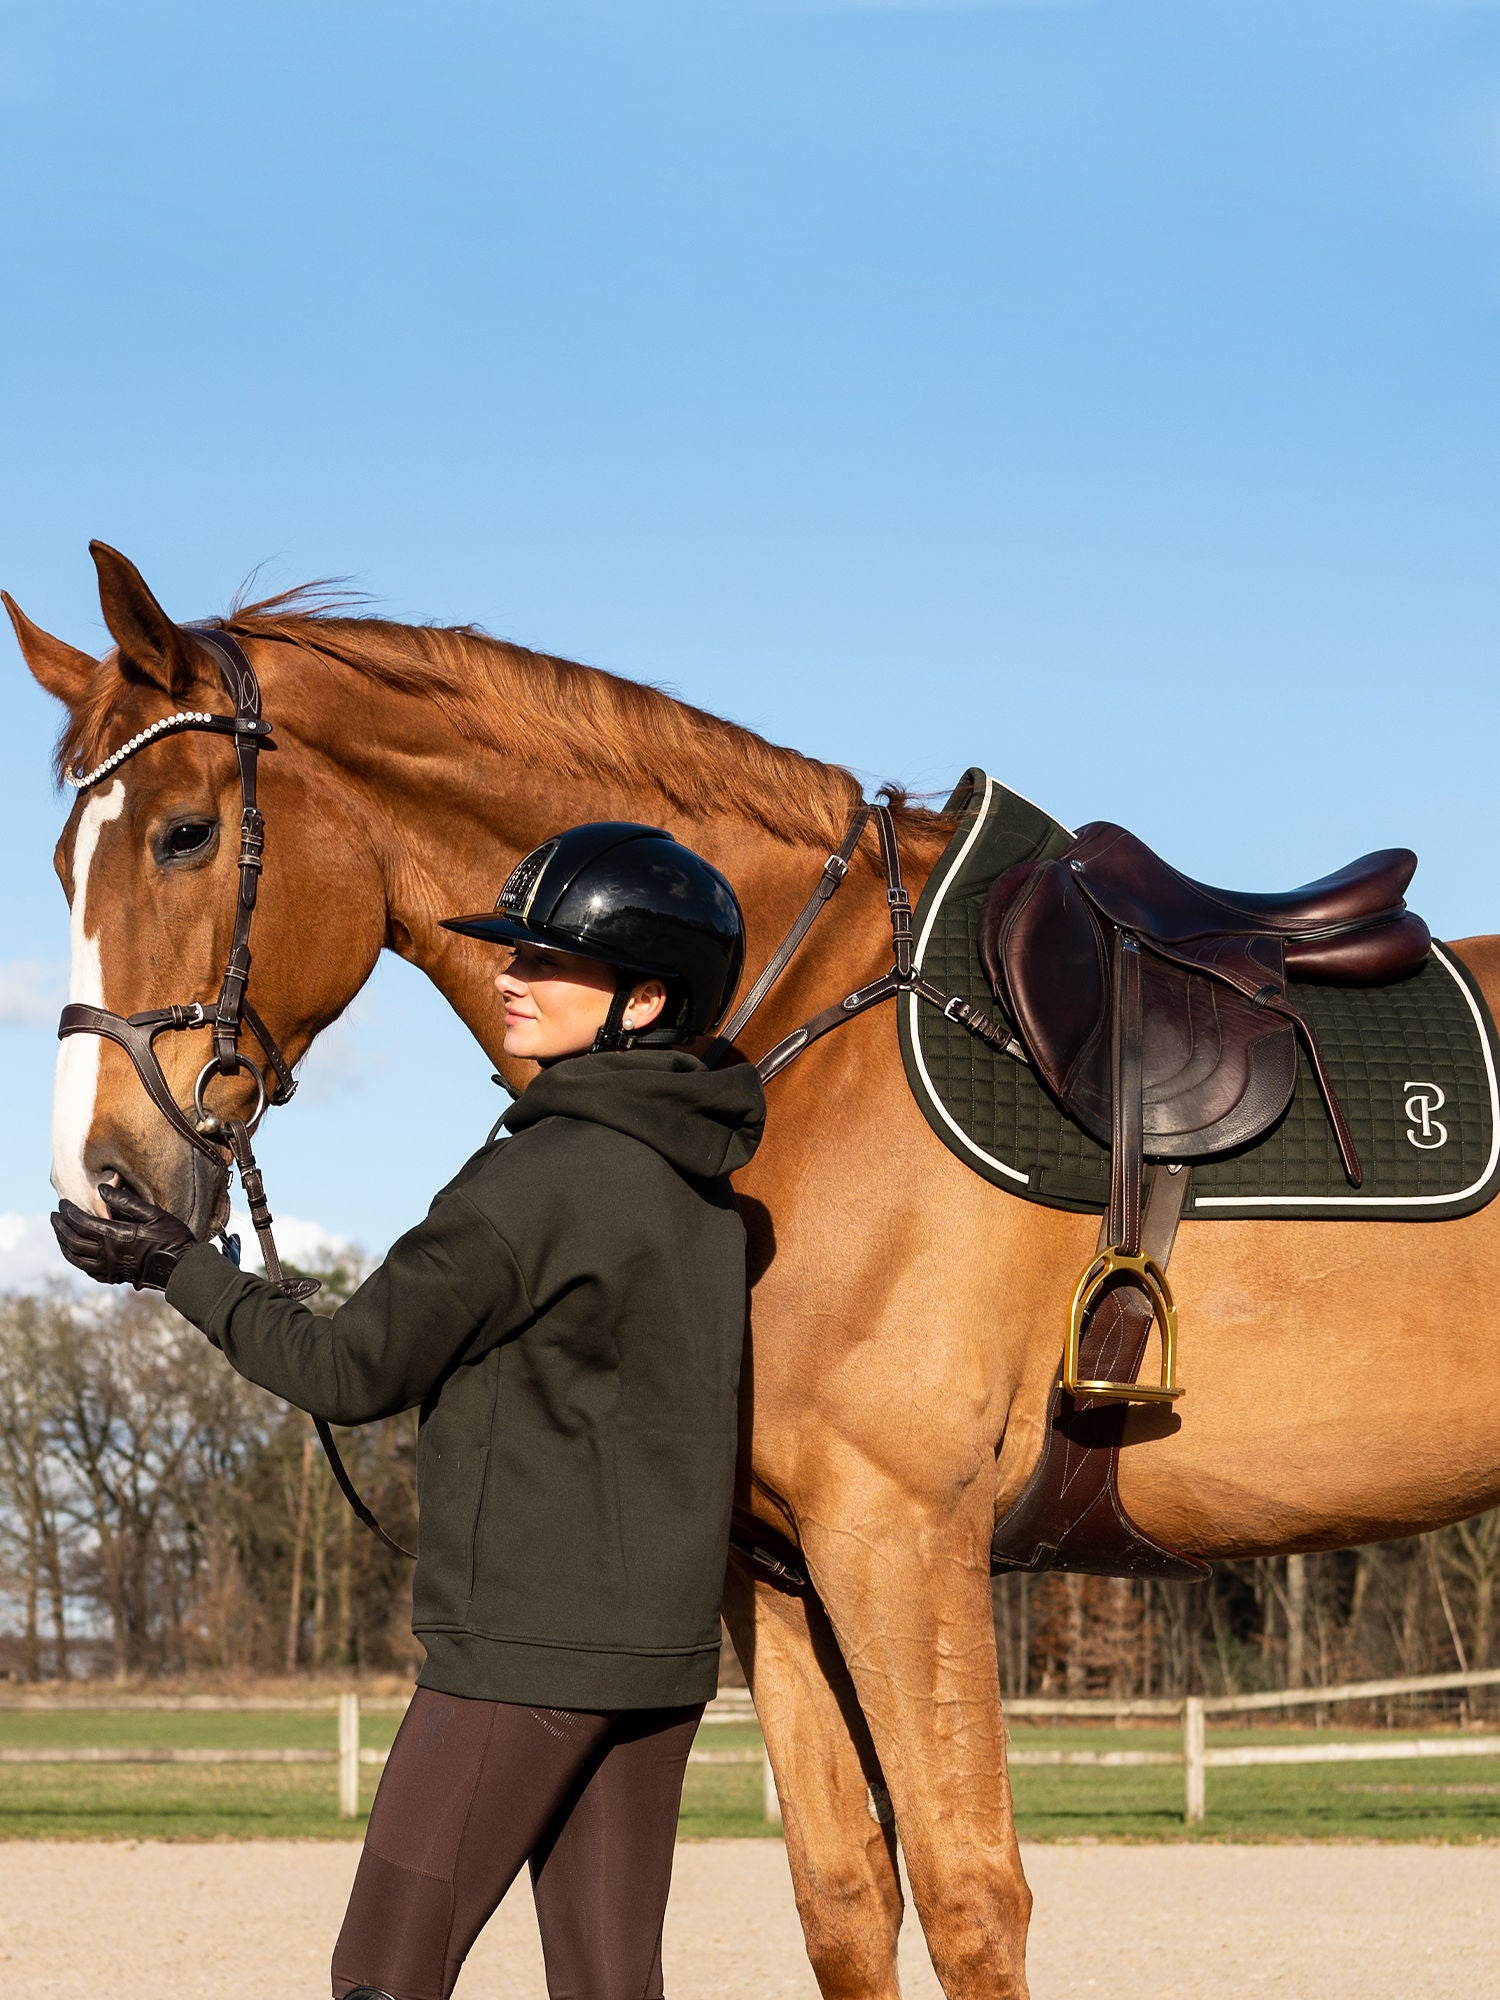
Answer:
[{"xmin": 896, "ymin": 770, "xmax": 1500, "ymax": 1222}]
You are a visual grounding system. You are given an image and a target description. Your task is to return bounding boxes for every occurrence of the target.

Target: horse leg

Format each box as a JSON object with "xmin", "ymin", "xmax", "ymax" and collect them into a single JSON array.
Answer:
[
  {"xmin": 723, "ymin": 1554, "xmax": 904, "ymax": 2000},
  {"xmin": 802, "ymin": 1490, "xmax": 1032, "ymax": 2000}
]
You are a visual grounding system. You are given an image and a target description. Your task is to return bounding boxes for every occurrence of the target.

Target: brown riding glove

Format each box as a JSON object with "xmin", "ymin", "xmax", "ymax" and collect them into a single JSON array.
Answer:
[{"xmin": 51, "ymin": 1184, "xmax": 198, "ymax": 1292}]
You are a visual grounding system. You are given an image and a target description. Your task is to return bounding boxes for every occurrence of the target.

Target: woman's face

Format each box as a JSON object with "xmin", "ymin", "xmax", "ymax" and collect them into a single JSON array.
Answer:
[{"xmin": 495, "ymin": 945, "xmax": 666, "ymax": 1060}]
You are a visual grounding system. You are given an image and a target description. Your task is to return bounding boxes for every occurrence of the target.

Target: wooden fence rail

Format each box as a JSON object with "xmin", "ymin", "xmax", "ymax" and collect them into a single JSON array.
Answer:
[
  {"xmin": 1002, "ymin": 1666, "xmax": 1500, "ymax": 1823},
  {"xmin": 0, "ymin": 1686, "xmax": 775, "ymax": 1823},
  {"xmin": 3, "ymin": 1673, "xmax": 1497, "ymax": 1826}
]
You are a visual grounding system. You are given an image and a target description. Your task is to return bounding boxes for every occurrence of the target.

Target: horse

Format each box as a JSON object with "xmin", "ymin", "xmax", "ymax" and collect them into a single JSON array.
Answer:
[{"xmin": 12, "ymin": 542, "xmax": 1500, "ymax": 2000}]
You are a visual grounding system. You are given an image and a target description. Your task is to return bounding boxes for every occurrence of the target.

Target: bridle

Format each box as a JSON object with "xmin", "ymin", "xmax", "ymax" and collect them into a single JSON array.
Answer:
[
  {"xmin": 59, "ymin": 625, "xmax": 414, "ymax": 1560},
  {"xmin": 62, "ymin": 629, "xmax": 297, "ymax": 1183}
]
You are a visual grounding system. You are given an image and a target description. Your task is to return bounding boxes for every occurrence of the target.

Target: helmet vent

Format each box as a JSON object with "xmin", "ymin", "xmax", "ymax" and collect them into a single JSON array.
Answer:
[{"xmin": 496, "ymin": 842, "xmax": 556, "ymax": 920}]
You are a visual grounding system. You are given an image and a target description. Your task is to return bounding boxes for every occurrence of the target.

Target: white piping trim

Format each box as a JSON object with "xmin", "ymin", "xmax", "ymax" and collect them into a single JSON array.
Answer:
[
  {"xmin": 905, "ymin": 795, "xmax": 1497, "ymax": 1217},
  {"xmin": 906, "ymin": 773, "xmax": 1030, "ymax": 1185},
  {"xmin": 1190, "ymin": 943, "xmax": 1500, "ymax": 1212}
]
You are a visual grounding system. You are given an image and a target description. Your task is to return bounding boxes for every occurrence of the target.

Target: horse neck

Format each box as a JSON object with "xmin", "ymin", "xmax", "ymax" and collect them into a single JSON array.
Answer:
[{"xmin": 275, "ymin": 658, "xmax": 939, "ymax": 1084}]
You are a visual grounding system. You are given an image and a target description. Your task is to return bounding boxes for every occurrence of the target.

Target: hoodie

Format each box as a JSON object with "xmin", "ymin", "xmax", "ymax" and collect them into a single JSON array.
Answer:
[{"xmin": 165, "ymin": 1050, "xmax": 767, "ymax": 1707}]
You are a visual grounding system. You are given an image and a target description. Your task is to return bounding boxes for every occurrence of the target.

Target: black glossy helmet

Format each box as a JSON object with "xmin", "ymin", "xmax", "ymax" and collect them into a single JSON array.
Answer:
[{"xmin": 441, "ymin": 822, "xmax": 746, "ymax": 1045}]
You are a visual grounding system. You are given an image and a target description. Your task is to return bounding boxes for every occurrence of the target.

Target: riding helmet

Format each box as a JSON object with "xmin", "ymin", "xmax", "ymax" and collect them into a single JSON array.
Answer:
[{"xmin": 441, "ymin": 822, "xmax": 745, "ymax": 1041}]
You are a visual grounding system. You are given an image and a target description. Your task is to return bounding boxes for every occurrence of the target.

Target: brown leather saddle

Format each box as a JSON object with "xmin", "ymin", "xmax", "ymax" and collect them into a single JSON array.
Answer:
[
  {"xmin": 981, "ymin": 821, "xmax": 1431, "ymax": 1577},
  {"xmin": 984, "ymin": 824, "xmax": 1430, "ymax": 1180}
]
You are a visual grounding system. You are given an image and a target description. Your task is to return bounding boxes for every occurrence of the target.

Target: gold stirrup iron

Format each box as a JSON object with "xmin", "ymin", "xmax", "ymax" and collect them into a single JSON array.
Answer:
[{"xmin": 1063, "ymin": 1245, "xmax": 1182, "ymax": 1403}]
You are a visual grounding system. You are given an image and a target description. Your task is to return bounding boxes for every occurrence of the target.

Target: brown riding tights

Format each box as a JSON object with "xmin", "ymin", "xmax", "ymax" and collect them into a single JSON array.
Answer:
[{"xmin": 330, "ymin": 1688, "xmax": 704, "ymax": 2000}]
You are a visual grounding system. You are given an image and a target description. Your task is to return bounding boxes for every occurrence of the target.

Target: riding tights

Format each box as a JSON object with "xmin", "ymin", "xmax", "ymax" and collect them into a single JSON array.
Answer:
[{"xmin": 330, "ymin": 1688, "xmax": 704, "ymax": 2000}]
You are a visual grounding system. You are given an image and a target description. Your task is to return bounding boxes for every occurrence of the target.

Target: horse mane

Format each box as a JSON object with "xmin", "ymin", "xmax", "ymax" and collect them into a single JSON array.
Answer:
[
  {"xmin": 55, "ymin": 585, "xmax": 944, "ymax": 847},
  {"xmin": 220, "ymin": 590, "xmax": 941, "ymax": 846}
]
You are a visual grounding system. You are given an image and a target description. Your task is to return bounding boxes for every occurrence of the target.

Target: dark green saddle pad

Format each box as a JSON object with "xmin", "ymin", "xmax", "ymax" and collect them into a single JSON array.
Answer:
[{"xmin": 897, "ymin": 770, "xmax": 1500, "ymax": 1222}]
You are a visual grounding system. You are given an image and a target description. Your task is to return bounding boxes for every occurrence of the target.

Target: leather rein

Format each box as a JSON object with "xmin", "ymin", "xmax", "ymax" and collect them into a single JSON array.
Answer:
[{"xmin": 59, "ymin": 627, "xmax": 414, "ymax": 1561}]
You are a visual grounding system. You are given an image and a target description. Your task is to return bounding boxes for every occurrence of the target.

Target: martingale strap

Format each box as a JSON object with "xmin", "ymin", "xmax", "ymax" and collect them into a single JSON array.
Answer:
[
  {"xmin": 720, "ymin": 801, "xmax": 1025, "ymax": 1592},
  {"xmin": 718, "ymin": 802, "xmax": 1024, "ymax": 1085},
  {"xmin": 58, "ymin": 626, "xmax": 414, "ymax": 1563}
]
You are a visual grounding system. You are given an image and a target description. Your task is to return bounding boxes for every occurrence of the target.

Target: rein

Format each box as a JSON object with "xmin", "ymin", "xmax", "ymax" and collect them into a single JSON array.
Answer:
[{"xmin": 60, "ymin": 628, "xmax": 415, "ymax": 1562}]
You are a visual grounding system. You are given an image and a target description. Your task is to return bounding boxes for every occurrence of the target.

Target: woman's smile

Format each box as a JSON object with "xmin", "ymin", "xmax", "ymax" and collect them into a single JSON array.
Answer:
[{"xmin": 495, "ymin": 942, "xmax": 665, "ymax": 1059}]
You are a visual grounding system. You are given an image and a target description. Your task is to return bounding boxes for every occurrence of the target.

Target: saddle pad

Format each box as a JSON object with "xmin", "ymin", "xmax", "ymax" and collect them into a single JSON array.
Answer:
[{"xmin": 897, "ymin": 770, "xmax": 1500, "ymax": 1222}]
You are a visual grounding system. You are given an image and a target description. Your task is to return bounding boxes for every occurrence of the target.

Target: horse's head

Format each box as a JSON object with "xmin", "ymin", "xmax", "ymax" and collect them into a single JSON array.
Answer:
[{"xmin": 7, "ymin": 544, "xmax": 387, "ymax": 1237}]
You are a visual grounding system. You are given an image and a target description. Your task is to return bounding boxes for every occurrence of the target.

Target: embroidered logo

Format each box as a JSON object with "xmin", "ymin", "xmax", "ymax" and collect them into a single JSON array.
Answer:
[{"xmin": 1403, "ymin": 1080, "xmax": 1449, "ymax": 1151}]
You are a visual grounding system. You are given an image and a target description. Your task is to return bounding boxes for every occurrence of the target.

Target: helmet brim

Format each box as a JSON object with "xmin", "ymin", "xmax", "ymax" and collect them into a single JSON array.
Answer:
[{"xmin": 439, "ymin": 910, "xmax": 671, "ymax": 982}]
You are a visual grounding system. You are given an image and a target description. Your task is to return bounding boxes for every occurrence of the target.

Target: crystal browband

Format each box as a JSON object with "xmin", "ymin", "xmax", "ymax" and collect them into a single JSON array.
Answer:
[{"xmin": 67, "ymin": 710, "xmax": 271, "ymax": 792}]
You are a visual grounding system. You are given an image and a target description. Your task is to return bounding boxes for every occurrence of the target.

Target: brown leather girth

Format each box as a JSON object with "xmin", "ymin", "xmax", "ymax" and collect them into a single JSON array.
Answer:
[{"xmin": 990, "ymin": 1163, "xmax": 1210, "ymax": 1581}]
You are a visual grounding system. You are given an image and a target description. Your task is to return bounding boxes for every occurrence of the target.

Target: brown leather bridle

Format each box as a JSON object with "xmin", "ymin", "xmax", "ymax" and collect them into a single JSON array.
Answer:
[
  {"xmin": 58, "ymin": 626, "xmax": 414, "ymax": 1559},
  {"xmin": 61, "ymin": 629, "xmax": 297, "ymax": 1178}
]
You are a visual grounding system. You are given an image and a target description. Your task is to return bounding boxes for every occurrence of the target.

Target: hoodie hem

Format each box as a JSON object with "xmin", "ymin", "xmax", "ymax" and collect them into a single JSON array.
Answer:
[{"xmin": 416, "ymin": 1628, "xmax": 721, "ymax": 1708}]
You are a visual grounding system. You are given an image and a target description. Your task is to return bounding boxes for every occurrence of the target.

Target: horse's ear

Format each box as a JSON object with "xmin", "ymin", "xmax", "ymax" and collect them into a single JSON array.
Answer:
[
  {"xmin": 89, "ymin": 541, "xmax": 199, "ymax": 695},
  {"xmin": 2, "ymin": 592, "xmax": 99, "ymax": 708}
]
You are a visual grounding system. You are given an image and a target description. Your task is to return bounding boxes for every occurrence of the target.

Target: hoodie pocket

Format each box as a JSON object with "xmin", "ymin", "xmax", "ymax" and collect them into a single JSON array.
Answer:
[{"xmin": 464, "ymin": 1445, "xmax": 492, "ymax": 1614}]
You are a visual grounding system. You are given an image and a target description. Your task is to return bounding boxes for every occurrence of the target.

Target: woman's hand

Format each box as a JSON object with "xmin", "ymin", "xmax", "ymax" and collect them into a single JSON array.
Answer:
[{"xmin": 51, "ymin": 1184, "xmax": 197, "ymax": 1292}]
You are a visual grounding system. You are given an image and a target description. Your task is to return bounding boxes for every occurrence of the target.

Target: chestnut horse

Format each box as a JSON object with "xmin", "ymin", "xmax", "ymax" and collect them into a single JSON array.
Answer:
[{"xmin": 13, "ymin": 544, "xmax": 1500, "ymax": 1999}]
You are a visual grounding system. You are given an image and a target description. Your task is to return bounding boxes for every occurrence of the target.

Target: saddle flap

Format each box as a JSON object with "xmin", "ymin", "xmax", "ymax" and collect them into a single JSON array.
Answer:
[{"xmin": 984, "ymin": 856, "xmax": 1300, "ymax": 1157}]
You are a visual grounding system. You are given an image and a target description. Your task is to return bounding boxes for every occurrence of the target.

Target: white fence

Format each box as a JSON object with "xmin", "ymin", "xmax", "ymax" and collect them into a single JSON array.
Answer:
[
  {"xmin": 0, "ymin": 1685, "xmax": 776, "ymax": 1822},
  {"xmin": 1003, "ymin": 1665, "xmax": 1500, "ymax": 1822},
  {"xmin": 4, "ymin": 1671, "xmax": 1499, "ymax": 1826}
]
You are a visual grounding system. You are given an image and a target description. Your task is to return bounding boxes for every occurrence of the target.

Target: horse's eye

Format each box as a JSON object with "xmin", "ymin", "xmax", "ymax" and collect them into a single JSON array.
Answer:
[{"xmin": 159, "ymin": 820, "xmax": 217, "ymax": 861}]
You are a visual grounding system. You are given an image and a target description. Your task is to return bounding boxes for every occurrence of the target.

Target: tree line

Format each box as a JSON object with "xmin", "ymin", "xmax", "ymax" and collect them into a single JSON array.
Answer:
[
  {"xmin": 0, "ymin": 1270, "xmax": 416, "ymax": 1681},
  {"xmin": 2, "ymin": 1275, "xmax": 1497, "ymax": 1694}
]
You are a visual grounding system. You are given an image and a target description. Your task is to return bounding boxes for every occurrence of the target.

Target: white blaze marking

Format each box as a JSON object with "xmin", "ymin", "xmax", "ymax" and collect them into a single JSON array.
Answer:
[{"xmin": 52, "ymin": 781, "xmax": 125, "ymax": 1212}]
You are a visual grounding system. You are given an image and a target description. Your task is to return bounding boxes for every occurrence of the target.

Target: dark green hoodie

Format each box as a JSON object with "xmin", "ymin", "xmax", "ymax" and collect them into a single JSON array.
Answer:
[{"xmin": 165, "ymin": 1051, "xmax": 766, "ymax": 1707}]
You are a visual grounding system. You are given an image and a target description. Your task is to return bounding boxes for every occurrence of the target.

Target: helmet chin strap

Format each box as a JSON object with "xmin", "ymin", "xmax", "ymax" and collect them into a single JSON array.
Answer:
[
  {"xmin": 589, "ymin": 976, "xmax": 687, "ymax": 1055},
  {"xmin": 590, "ymin": 980, "xmax": 635, "ymax": 1054}
]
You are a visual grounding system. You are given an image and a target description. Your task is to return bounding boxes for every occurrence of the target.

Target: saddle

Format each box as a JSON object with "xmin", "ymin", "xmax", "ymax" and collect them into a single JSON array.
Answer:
[{"xmin": 979, "ymin": 822, "xmax": 1431, "ymax": 1405}]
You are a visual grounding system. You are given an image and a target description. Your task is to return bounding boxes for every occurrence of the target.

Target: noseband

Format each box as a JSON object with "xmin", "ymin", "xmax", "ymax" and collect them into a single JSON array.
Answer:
[{"xmin": 60, "ymin": 626, "xmax": 414, "ymax": 1560}]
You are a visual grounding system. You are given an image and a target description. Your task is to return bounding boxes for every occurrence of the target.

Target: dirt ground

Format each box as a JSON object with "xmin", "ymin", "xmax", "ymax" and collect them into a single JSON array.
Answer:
[{"xmin": 4, "ymin": 1839, "xmax": 1498, "ymax": 1998}]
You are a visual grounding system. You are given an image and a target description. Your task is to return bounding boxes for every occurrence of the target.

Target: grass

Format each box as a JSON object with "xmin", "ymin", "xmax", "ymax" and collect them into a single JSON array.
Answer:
[
  {"xmin": 0, "ymin": 1711, "xmax": 1497, "ymax": 1842},
  {"xmin": 0, "ymin": 1711, "xmax": 772, "ymax": 1842},
  {"xmin": 1005, "ymin": 1722, "xmax": 1500, "ymax": 1843}
]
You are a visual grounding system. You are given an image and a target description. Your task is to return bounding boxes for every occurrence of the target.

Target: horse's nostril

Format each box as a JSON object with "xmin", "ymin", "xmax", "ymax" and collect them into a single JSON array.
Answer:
[{"xmin": 94, "ymin": 1166, "xmax": 142, "ymax": 1204}]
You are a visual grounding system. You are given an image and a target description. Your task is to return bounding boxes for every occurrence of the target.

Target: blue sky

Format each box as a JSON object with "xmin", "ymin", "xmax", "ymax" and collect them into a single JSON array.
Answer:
[{"xmin": 3, "ymin": 0, "xmax": 1500, "ymax": 1269}]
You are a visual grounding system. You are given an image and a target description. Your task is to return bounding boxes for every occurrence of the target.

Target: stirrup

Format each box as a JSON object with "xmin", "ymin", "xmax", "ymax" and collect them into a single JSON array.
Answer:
[{"xmin": 1063, "ymin": 1246, "xmax": 1183, "ymax": 1405}]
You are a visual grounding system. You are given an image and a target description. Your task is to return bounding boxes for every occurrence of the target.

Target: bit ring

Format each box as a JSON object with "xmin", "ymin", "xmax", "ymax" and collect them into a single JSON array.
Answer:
[{"xmin": 193, "ymin": 1057, "xmax": 268, "ymax": 1138}]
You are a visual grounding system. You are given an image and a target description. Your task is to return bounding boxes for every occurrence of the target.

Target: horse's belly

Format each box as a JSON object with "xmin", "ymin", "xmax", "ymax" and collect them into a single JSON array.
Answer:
[{"xmin": 1114, "ymin": 1200, "xmax": 1500, "ymax": 1557}]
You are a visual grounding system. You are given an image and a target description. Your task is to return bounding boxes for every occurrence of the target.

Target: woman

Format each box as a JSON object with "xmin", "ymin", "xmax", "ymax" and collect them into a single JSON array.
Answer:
[{"xmin": 53, "ymin": 820, "xmax": 766, "ymax": 2000}]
